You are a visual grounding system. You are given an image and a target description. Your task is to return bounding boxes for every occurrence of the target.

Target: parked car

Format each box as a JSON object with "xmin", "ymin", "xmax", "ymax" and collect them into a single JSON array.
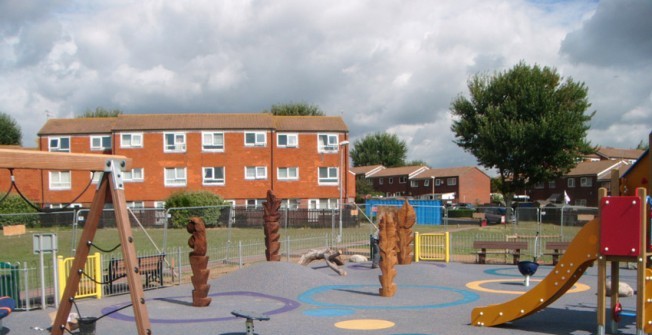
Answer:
[{"xmin": 480, "ymin": 207, "xmax": 506, "ymax": 224}]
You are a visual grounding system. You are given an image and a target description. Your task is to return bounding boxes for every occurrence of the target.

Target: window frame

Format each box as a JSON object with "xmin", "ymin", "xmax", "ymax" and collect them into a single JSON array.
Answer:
[
  {"xmin": 277, "ymin": 133, "xmax": 299, "ymax": 148},
  {"xmin": 245, "ymin": 166, "xmax": 268, "ymax": 180},
  {"xmin": 277, "ymin": 167, "xmax": 299, "ymax": 181},
  {"xmin": 90, "ymin": 135, "xmax": 111, "ymax": 151},
  {"xmin": 399, "ymin": 176, "xmax": 407, "ymax": 184},
  {"xmin": 164, "ymin": 167, "xmax": 187, "ymax": 187},
  {"xmin": 580, "ymin": 177, "xmax": 593, "ymax": 187},
  {"xmin": 120, "ymin": 133, "xmax": 143, "ymax": 148},
  {"xmin": 567, "ymin": 178, "xmax": 576, "ymax": 188},
  {"xmin": 244, "ymin": 132, "xmax": 267, "ymax": 147},
  {"xmin": 49, "ymin": 171, "xmax": 72, "ymax": 190},
  {"xmin": 318, "ymin": 167, "xmax": 339, "ymax": 185},
  {"xmin": 203, "ymin": 166, "xmax": 226, "ymax": 185},
  {"xmin": 447, "ymin": 177, "xmax": 457, "ymax": 186},
  {"xmin": 410, "ymin": 180, "xmax": 419, "ymax": 188},
  {"xmin": 163, "ymin": 132, "xmax": 187, "ymax": 153},
  {"xmin": 317, "ymin": 133, "xmax": 339, "ymax": 152},
  {"xmin": 202, "ymin": 131, "xmax": 225, "ymax": 152},
  {"xmin": 49, "ymin": 136, "xmax": 71, "ymax": 152},
  {"xmin": 123, "ymin": 168, "xmax": 145, "ymax": 182}
]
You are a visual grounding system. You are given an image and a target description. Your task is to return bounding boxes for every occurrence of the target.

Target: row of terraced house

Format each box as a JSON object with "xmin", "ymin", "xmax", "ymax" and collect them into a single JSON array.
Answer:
[{"xmin": 0, "ymin": 114, "xmax": 355, "ymax": 210}]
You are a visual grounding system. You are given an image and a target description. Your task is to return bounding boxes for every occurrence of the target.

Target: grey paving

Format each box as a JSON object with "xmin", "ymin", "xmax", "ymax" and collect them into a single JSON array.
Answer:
[{"xmin": 1, "ymin": 261, "xmax": 642, "ymax": 335}]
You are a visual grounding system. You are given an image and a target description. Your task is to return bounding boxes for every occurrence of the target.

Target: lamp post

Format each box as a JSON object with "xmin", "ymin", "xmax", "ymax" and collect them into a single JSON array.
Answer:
[
  {"xmin": 431, "ymin": 176, "xmax": 435, "ymax": 199},
  {"xmin": 337, "ymin": 140, "xmax": 349, "ymax": 243}
]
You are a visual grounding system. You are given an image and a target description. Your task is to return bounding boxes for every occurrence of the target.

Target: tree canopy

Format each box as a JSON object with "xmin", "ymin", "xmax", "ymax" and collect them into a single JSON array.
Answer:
[
  {"xmin": 450, "ymin": 62, "xmax": 595, "ymax": 198},
  {"xmin": 350, "ymin": 132, "xmax": 407, "ymax": 167},
  {"xmin": 0, "ymin": 112, "xmax": 22, "ymax": 145},
  {"xmin": 77, "ymin": 107, "xmax": 123, "ymax": 118},
  {"xmin": 265, "ymin": 102, "xmax": 325, "ymax": 116}
]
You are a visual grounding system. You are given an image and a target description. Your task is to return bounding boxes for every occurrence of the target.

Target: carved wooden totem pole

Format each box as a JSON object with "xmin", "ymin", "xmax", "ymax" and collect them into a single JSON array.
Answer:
[
  {"xmin": 378, "ymin": 207, "xmax": 398, "ymax": 297},
  {"xmin": 187, "ymin": 217, "xmax": 211, "ymax": 306},
  {"xmin": 396, "ymin": 201, "xmax": 416, "ymax": 264},
  {"xmin": 263, "ymin": 190, "xmax": 282, "ymax": 261}
]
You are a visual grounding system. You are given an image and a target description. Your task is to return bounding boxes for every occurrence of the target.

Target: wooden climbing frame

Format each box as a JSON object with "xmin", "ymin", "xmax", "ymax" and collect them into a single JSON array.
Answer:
[{"xmin": 0, "ymin": 149, "xmax": 152, "ymax": 335}]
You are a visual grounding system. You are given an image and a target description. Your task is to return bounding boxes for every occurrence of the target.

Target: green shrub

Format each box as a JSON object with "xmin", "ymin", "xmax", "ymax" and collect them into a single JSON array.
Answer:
[
  {"xmin": 164, "ymin": 191, "xmax": 226, "ymax": 228},
  {"xmin": 447, "ymin": 209, "xmax": 474, "ymax": 218},
  {"xmin": 0, "ymin": 194, "xmax": 40, "ymax": 228}
]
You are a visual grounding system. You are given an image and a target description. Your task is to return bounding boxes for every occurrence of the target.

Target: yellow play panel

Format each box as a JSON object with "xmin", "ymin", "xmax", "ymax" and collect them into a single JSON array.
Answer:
[{"xmin": 334, "ymin": 319, "xmax": 395, "ymax": 330}]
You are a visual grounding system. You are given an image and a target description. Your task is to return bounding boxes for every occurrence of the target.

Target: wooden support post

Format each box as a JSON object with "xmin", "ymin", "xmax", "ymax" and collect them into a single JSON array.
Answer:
[
  {"xmin": 636, "ymin": 187, "xmax": 647, "ymax": 335},
  {"xmin": 597, "ymin": 188, "xmax": 607, "ymax": 335}
]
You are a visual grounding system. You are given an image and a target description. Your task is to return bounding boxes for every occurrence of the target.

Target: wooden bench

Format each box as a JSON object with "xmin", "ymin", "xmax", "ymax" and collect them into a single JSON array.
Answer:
[
  {"xmin": 106, "ymin": 254, "xmax": 165, "ymax": 294},
  {"xmin": 473, "ymin": 241, "xmax": 528, "ymax": 264},
  {"xmin": 544, "ymin": 241, "xmax": 570, "ymax": 265}
]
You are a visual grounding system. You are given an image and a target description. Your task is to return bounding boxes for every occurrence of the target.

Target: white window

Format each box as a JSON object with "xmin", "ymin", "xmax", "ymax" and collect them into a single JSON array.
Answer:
[
  {"xmin": 91, "ymin": 171, "xmax": 103, "ymax": 184},
  {"xmin": 246, "ymin": 199, "xmax": 263, "ymax": 209},
  {"xmin": 278, "ymin": 167, "xmax": 299, "ymax": 180},
  {"xmin": 164, "ymin": 132, "xmax": 186, "ymax": 152},
  {"xmin": 90, "ymin": 135, "xmax": 111, "ymax": 151},
  {"xmin": 277, "ymin": 133, "xmax": 298, "ymax": 148},
  {"xmin": 424, "ymin": 179, "xmax": 430, "ymax": 187},
  {"xmin": 49, "ymin": 171, "xmax": 71, "ymax": 190},
  {"xmin": 410, "ymin": 180, "xmax": 419, "ymax": 187},
  {"xmin": 393, "ymin": 192, "xmax": 402, "ymax": 197},
  {"xmin": 245, "ymin": 132, "xmax": 266, "ymax": 146},
  {"xmin": 311, "ymin": 198, "xmax": 338, "ymax": 209},
  {"xmin": 153, "ymin": 201, "xmax": 166, "ymax": 209},
  {"xmin": 399, "ymin": 176, "xmax": 407, "ymax": 184},
  {"xmin": 317, "ymin": 134, "xmax": 338, "ymax": 152},
  {"xmin": 203, "ymin": 167, "xmax": 225, "ymax": 185},
  {"xmin": 281, "ymin": 199, "xmax": 300, "ymax": 210},
  {"xmin": 389, "ymin": 178, "xmax": 394, "ymax": 184},
  {"xmin": 124, "ymin": 168, "xmax": 144, "ymax": 182},
  {"xmin": 567, "ymin": 178, "xmax": 576, "ymax": 188},
  {"xmin": 50, "ymin": 203, "xmax": 81, "ymax": 209},
  {"xmin": 580, "ymin": 177, "xmax": 592, "ymax": 187},
  {"xmin": 164, "ymin": 167, "xmax": 187, "ymax": 186},
  {"xmin": 534, "ymin": 182, "xmax": 544, "ymax": 189},
  {"xmin": 318, "ymin": 167, "xmax": 338, "ymax": 184},
  {"xmin": 447, "ymin": 177, "xmax": 457, "ymax": 186},
  {"xmin": 49, "ymin": 137, "xmax": 70, "ymax": 152},
  {"xmin": 202, "ymin": 132, "xmax": 224, "ymax": 151},
  {"xmin": 127, "ymin": 201, "xmax": 145, "ymax": 209},
  {"xmin": 120, "ymin": 133, "xmax": 143, "ymax": 148},
  {"xmin": 435, "ymin": 179, "xmax": 442, "ymax": 186},
  {"xmin": 548, "ymin": 180, "xmax": 556, "ymax": 188},
  {"xmin": 245, "ymin": 166, "xmax": 267, "ymax": 180},
  {"xmin": 379, "ymin": 178, "xmax": 384, "ymax": 185}
]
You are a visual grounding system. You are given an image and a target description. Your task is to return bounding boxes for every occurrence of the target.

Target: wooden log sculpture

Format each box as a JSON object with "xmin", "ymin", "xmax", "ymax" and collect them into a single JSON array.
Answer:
[
  {"xmin": 396, "ymin": 201, "xmax": 416, "ymax": 264},
  {"xmin": 262, "ymin": 190, "xmax": 282, "ymax": 261},
  {"xmin": 298, "ymin": 248, "xmax": 347, "ymax": 276},
  {"xmin": 187, "ymin": 217, "xmax": 211, "ymax": 307},
  {"xmin": 377, "ymin": 207, "xmax": 398, "ymax": 297}
]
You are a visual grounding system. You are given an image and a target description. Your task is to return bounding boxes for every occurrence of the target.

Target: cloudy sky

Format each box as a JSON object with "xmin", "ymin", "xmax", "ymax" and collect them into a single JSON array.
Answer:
[{"xmin": 1, "ymin": 0, "xmax": 650, "ymax": 170}]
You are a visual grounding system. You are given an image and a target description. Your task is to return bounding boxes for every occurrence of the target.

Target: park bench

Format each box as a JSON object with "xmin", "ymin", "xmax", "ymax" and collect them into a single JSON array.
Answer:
[
  {"xmin": 473, "ymin": 241, "xmax": 528, "ymax": 264},
  {"xmin": 544, "ymin": 241, "xmax": 570, "ymax": 265},
  {"xmin": 106, "ymin": 254, "xmax": 165, "ymax": 294}
]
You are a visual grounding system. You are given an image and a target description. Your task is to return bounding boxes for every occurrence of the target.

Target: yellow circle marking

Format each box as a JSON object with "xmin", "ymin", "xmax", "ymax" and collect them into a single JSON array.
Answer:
[
  {"xmin": 334, "ymin": 319, "xmax": 395, "ymax": 330},
  {"xmin": 466, "ymin": 279, "xmax": 590, "ymax": 295}
]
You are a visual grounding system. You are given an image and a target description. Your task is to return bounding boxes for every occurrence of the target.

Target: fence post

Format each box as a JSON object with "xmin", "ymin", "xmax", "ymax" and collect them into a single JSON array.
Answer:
[
  {"xmin": 286, "ymin": 235, "xmax": 291, "ymax": 262},
  {"xmin": 23, "ymin": 262, "xmax": 29, "ymax": 311},
  {"xmin": 445, "ymin": 232, "xmax": 450, "ymax": 263},
  {"xmin": 57, "ymin": 255, "xmax": 65, "ymax": 302},
  {"xmin": 94, "ymin": 253, "xmax": 102, "ymax": 299},
  {"xmin": 414, "ymin": 232, "xmax": 420, "ymax": 262},
  {"xmin": 238, "ymin": 241, "xmax": 243, "ymax": 269},
  {"xmin": 177, "ymin": 247, "xmax": 182, "ymax": 286}
]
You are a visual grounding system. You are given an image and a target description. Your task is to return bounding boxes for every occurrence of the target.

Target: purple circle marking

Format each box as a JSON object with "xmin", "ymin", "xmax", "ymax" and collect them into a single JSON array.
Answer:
[{"xmin": 102, "ymin": 291, "xmax": 300, "ymax": 324}]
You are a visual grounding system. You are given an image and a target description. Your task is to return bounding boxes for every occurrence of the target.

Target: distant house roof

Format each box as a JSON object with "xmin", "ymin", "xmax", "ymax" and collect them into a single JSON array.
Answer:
[
  {"xmin": 38, "ymin": 114, "xmax": 348, "ymax": 135},
  {"xmin": 351, "ymin": 165, "xmax": 385, "ymax": 177},
  {"xmin": 367, "ymin": 165, "xmax": 429, "ymax": 179},
  {"xmin": 566, "ymin": 160, "xmax": 628, "ymax": 180},
  {"xmin": 413, "ymin": 166, "xmax": 488, "ymax": 179},
  {"xmin": 595, "ymin": 146, "xmax": 644, "ymax": 161}
]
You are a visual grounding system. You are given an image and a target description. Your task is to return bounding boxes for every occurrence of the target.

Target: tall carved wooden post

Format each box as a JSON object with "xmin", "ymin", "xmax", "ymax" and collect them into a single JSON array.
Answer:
[
  {"xmin": 397, "ymin": 201, "xmax": 416, "ymax": 264},
  {"xmin": 263, "ymin": 190, "xmax": 282, "ymax": 261},
  {"xmin": 378, "ymin": 207, "xmax": 398, "ymax": 297},
  {"xmin": 187, "ymin": 217, "xmax": 211, "ymax": 307}
]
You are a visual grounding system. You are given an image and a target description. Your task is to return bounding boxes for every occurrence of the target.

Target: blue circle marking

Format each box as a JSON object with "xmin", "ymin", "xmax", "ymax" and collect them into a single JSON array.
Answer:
[
  {"xmin": 298, "ymin": 284, "xmax": 478, "ymax": 310},
  {"xmin": 303, "ymin": 308, "xmax": 356, "ymax": 317}
]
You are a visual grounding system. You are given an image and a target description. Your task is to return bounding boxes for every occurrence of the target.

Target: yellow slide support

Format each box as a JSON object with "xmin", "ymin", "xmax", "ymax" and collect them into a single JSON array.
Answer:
[{"xmin": 471, "ymin": 218, "xmax": 600, "ymax": 327}]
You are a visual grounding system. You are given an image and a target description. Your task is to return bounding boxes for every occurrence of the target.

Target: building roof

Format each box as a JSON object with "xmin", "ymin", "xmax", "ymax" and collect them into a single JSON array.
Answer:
[
  {"xmin": 38, "ymin": 117, "xmax": 117, "ymax": 135},
  {"xmin": 595, "ymin": 146, "xmax": 644, "ymax": 160},
  {"xmin": 413, "ymin": 166, "xmax": 487, "ymax": 179},
  {"xmin": 367, "ymin": 165, "xmax": 429, "ymax": 178},
  {"xmin": 566, "ymin": 160, "xmax": 626, "ymax": 179},
  {"xmin": 38, "ymin": 114, "xmax": 348, "ymax": 135},
  {"xmin": 350, "ymin": 165, "xmax": 385, "ymax": 177}
]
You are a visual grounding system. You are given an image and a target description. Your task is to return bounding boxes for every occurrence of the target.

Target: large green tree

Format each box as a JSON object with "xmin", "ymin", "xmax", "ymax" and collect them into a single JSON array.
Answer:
[
  {"xmin": 350, "ymin": 132, "xmax": 407, "ymax": 167},
  {"xmin": 450, "ymin": 62, "xmax": 595, "ymax": 200},
  {"xmin": 77, "ymin": 107, "xmax": 123, "ymax": 118},
  {"xmin": 265, "ymin": 102, "xmax": 325, "ymax": 116},
  {"xmin": 0, "ymin": 112, "xmax": 22, "ymax": 145}
]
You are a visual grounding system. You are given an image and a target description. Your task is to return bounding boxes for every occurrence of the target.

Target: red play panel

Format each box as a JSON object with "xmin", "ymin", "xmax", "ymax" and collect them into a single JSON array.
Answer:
[{"xmin": 600, "ymin": 196, "xmax": 642, "ymax": 257}]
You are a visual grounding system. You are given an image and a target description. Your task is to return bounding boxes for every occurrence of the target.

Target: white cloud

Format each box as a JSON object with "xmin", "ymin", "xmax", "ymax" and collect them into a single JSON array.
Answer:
[{"xmin": 0, "ymin": 0, "xmax": 649, "ymax": 170}]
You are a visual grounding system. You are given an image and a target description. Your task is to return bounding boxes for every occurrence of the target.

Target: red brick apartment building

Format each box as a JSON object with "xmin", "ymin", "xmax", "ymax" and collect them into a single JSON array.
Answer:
[
  {"xmin": 357, "ymin": 165, "xmax": 490, "ymax": 205},
  {"xmin": 0, "ymin": 114, "xmax": 355, "ymax": 210}
]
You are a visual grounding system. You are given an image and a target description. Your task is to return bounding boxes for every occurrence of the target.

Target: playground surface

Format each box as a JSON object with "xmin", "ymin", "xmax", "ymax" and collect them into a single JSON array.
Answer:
[{"xmin": 1, "ymin": 258, "xmax": 643, "ymax": 335}]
